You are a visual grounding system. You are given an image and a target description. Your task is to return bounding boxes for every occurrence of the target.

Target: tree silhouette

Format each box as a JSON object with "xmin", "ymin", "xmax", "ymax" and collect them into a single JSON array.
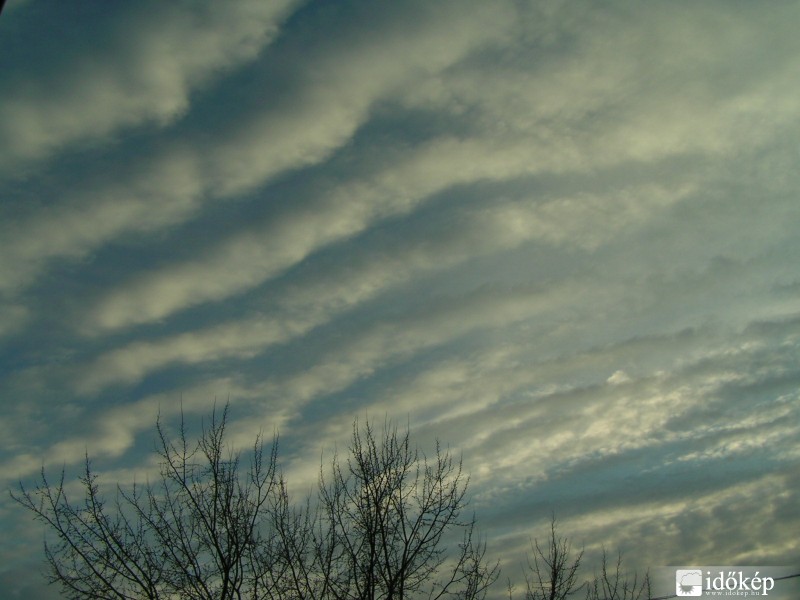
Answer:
[
  {"xmin": 12, "ymin": 408, "xmax": 497, "ymax": 600},
  {"xmin": 584, "ymin": 549, "xmax": 651, "ymax": 600},
  {"xmin": 524, "ymin": 514, "xmax": 583, "ymax": 600},
  {"xmin": 12, "ymin": 405, "xmax": 284, "ymax": 600},
  {"xmin": 509, "ymin": 518, "xmax": 652, "ymax": 600},
  {"xmin": 311, "ymin": 419, "xmax": 498, "ymax": 600}
]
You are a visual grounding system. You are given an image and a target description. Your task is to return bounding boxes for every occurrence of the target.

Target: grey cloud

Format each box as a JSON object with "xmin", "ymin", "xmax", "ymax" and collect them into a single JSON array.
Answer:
[
  {"xmin": 0, "ymin": 1, "xmax": 518, "ymax": 305},
  {"xmin": 0, "ymin": 0, "xmax": 299, "ymax": 170},
  {"xmin": 3, "ymin": 1, "xmax": 800, "ymax": 595},
  {"xmin": 76, "ymin": 180, "xmax": 689, "ymax": 392}
]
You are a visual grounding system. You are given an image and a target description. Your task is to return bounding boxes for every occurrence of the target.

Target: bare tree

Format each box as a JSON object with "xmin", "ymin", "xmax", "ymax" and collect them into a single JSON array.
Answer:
[
  {"xmin": 585, "ymin": 549, "xmax": 651, "ymax": 600},
  {"xmin": 307, "ymin": 419, "xmax": 499, "ymax": 600},
  {"xmin": 524, "ymin": 514, "xmax": 583, "ymax": 600},
  {"xmin": 13, "ymin": 409, "xmax": 497, "ymax": 600},
  {"xmin": 12, "ymin": 405, "xmax": 285, "ymax": 600}
]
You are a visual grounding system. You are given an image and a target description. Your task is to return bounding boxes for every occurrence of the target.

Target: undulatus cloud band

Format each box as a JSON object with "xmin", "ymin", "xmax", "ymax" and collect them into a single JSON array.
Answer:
[{"xmin": 0, "ymin": 1, "xmax": 799, "ymax": 598}]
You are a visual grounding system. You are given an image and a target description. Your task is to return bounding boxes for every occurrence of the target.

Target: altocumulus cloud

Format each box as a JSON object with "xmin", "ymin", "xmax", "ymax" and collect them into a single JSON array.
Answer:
[{"xmin": 1, "ymin": 1, "xmax": 799, "ymax": 599}]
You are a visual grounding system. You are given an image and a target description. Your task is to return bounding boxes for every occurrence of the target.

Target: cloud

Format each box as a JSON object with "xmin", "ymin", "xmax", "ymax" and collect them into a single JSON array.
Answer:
[
  {"xmin": 3, "ymin": 2, "xmax": 800, "ymax": 596},
  {"xmin": 0, "ymin": 0, "xmax": 300, "ymax": 170},
  {"xmin": 397, "ymin": 1, "xmax": 800, "ymax": 186},
  {"xmin": 494, "ymin": 469, "xmax": 800, "ymax": 581},
  {"xmin": 342, "ymin": 313, "xmax": 800, "ymax": 498},
  {"xmin": 58, "ymin": 2, "xmax": 800, "ymax": 335},
  {"xmin": 84, "ymin": 129, "xmax": 696, "ymax": 331},
  {"xmin": 0, "ymin": 375, "xmax": 255, "ymax": 482},
  {"xmin": 77, "ymin": 314, "xmax": 319, "ymax": 393},
  {"xmin": 0, "ymin": 0, "xmax": 518, "ymax": 304},
  {"xmin": 0, "ymin": 303, "xmax": 28, "ymax": 337},
  {"xmin": 77, "ymin": 180, "xmax": 691, "ymax": 391}
]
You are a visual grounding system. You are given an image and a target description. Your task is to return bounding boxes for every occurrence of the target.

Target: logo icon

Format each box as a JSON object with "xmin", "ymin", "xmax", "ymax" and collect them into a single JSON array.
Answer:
[{"xmin": 676, "ymin": 569, "xmax": 703, "ymax": 596}]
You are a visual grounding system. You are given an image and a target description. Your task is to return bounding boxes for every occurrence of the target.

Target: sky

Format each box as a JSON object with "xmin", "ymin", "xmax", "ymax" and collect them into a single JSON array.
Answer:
[{"xmin": 1, "ymin": 1, "xmax": 799, "ymax": 598}]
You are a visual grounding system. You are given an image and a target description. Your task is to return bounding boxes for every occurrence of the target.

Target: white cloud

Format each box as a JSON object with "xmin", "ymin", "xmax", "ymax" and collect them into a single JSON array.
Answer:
[
  {"xmin": 505, "ymin": 470, "xmax": 799, "ymax": 577},
  {"xmin": 400, "ymin": 2, "xmax": 800, "ymax": 166},
  {"xmin": 68, "ymin": 2, "xmax": 800, "ymax": 335},
  {"xmin": 78, "ymin": 180, "xmax": 691, "ymax": 390},
  {"xmin": 0, "ymin": 1, "xmax": 518, "ymax": 303},
  {"xmin": 86, "ymin": 122, "xmax": 694, "ymax": 331},
  {"xmin": 4, "ymin": 2, "xmax": 800, "ymax": 593},
  {"xmin": 0, "ymin": 376, "xmax": 256, "ymax": 482},
  {"xmin": 0, "ymin": 0, "xmax": 300, "ymax": 169},
  {"xmin": 77, "ymin": 314, "xmax": 319, "ymax": 393},
  {"xmin": 358, "ymin": 318, "xmax": 800, "ymax": 492},
  {"xmin": 606, "ymin": 370, "xmax": 631, "ymax": 385}
]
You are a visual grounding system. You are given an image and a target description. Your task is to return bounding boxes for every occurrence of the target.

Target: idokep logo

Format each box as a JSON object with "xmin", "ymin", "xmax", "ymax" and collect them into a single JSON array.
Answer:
[
  {"xmin": 676, "ymin": 569, "xmax": 703, "ymax": 596},
  {"xmin": 674, "ymin": 568, "xmax": 777, "ymax": 597}
]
